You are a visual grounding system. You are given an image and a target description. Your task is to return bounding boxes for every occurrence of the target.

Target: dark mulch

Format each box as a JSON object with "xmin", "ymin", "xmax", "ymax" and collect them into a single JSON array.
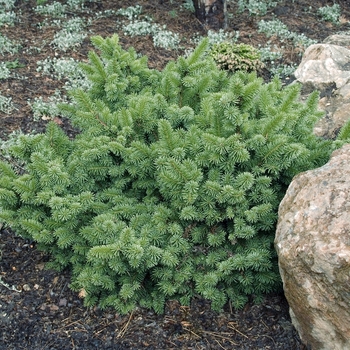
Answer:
[
  {"xmin": 0, "ymin": 228, "xmax": 300, "ymax": 350},
  {"xmin": 1, "ymin": 0, "xmax": 349, "ymax": 349}
]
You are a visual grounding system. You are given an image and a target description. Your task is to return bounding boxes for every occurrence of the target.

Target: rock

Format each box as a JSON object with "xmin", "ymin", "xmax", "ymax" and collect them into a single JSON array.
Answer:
[
  {"xmin": 22, "ymin": 284, "xmax": 31, "ymax": 291},
  {"xmin": 275, "ymin": 144, "xmax": 350, "ymax": 350},
  {"xmin": 293, "ymin": 36, "xmax": 350, "ymax": 139},
  {"xmin": 294, "ymin": 44, "xmax": 350, "ymax": 89},
  {"xmin": 315, "ymin": 96, "xmax": 350, "ymax": 139},
  {"xmin": 323, "ymin": 34, "xmax": 350, "ymax": 48}
]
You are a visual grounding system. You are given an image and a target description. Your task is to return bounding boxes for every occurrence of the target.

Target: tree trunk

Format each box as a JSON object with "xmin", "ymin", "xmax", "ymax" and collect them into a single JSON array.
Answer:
[{"xmin": 192, "ymin": 0, "xmax": 227, "ymax": 30}]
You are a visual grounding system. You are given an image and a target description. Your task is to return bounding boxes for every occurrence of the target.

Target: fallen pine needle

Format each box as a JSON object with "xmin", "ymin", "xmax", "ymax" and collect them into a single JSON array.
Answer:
[
  {"xmin": 117, "ymin": 311, "xmax": 134, "ymax": 338},
  {"xmin": 228, "ymin": 322, "xmax": 248, "ymax": 338}
]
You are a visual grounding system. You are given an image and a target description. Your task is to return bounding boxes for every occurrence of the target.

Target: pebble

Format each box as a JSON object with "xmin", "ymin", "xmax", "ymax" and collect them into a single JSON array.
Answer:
[{"xmin": 22, "ymin": 284, "xmax": 31, "ymax": 291}]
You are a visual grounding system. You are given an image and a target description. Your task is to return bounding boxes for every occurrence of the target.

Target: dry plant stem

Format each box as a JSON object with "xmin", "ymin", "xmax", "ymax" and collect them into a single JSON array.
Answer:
[
  {"xmin": 203, "ymin": 330, "xmax": 240, "ymax": 342},
  {"xmin": 214, "ymin": 338, "xmax": 231, "ymax": 350},
  {"xmin": 93, "ymin": 320, "xmax": 118, "ymax": 336},
  {"xmin": 117, "ymin": 311, "xmax": 134, "ymax": 338},
  {"xmin": 227, "ymin": 322, "xmax": 249, "ymax": 338},
  {"xmin": 61, "ymin": 320, "xmax": 83, "ymax": 329},
  {"xmin": 183, "ymin": 326, "xmax": 202, "ymax": 339}
]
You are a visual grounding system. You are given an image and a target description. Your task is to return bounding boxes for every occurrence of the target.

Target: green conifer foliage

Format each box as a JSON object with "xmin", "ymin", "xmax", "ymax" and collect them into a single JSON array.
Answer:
[
  {"xmin": 0, "ymin": 34, "xmax": 346, "ymax": 314},
  {"xmin": 210, "ymin": 42, "xmax": 264, "ymax": 73}
]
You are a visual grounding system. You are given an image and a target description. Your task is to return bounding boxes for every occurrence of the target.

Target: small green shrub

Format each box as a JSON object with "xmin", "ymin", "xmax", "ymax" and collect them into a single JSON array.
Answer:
[
  {"xmin": 122, "ymin": 19, "xmax": 180, "ymax": 50},
  {"xmin": 0, "ymin": 35, "xmax": 345, "ymax": 315},
  {"xmin": 258, "ymin": 19, "xmax": 317, "ymax": 49},
  {"xmin": 4, "ymin": 59, "xmax": 25, "ymax": 70},
  {"xmin": 0, "ymin": 10, "xmax": 16, "ymax": 26},
  {"xmin": 0, "ymin": 33, "xmax": 19, "ymax": 54},
  {"xmin": 34, "ymin": 1, "xmax": 66, "ymax": 17},
  {"xmin": 0, "ymin": 0, "xmax": 16, "ymax": 10},
  {"xmin": 237, "ymin": 0, "xmax": 278, "ymax": 16},
  {"xmin": 182, "ymin": 0, "xmax": 195, "ymax": 12},
  {"xmin": 0, "ymin": 62, "xmax": 10, "ymax": 80},
  {"xmin": 29, "ymin": 92, "xmax": 65, "ymax": 121},
  {"xmin": 210, "ymin": 42, "xmax": 264, "ymax": 72},
  {"xmin": 0, "ymin": 93, "xmax": 14, "ymax": 113},
  {"xmin": 318, "ymin": 4, "xmax": 341, "ymax": 24},
  {"xmin": 116, "ymin": 5, "xmax": 143, "ymax": 20},
  {"xmin": 206, "ymin": 29, "xmax": 240, "ymax": 45},
  {"xmin": 51, "ymin": 18, "xmax": 87, "ymax": 51},
  {"xmin": 67, "ymin": 0, "xmax": 86, "ymax": 10}
]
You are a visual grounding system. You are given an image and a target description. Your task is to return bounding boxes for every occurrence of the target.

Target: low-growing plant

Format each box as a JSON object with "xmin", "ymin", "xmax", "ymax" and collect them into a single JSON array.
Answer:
[
  {"xmin": 37, "ymin": 57, "xmax": 80, "ymax": 80},
  {"xmin": 116, "ymin": 5, "xmax": 143, "ymax": 20},
  {"xmin": 34, "ymin": 1, "xmax": 67, "ymax": 17},
  {"xmin": 258, "ymin": 44, "xmax": 283, "ymax": 63},
  {"xmin": 237, "ymin": 0, "xmax": 278, "ymax": 16},
  {"xmin": 0, "ymin": 35, "xmax": 348, "ymax": 315},
  {"xmin": 67, "ymin": 0, "xmax": 86, "ymax": 10},
  {"xmin": 0, "ymin": 60, "xmax": 26, "ymax": 81},
  {"xmin": 123, "ymin": 19, "xmax": 180, "ymax": 50},
  {"xmin": 28, "ymin": 92, "xmax": 65, "ymax": 121},
  {"xmin": 51, "ymin": 31, "xmax": 87, "ymax": 51},
  {"xmin": 258, "ymin": 19, "xmax": 317, "ymax": 49},
  {"xmin": 152, "ymin": 28, "xmax": 180, "ymax": 50},
  {"xmin": 0, "ymin": 0, "xmax": 15, "ymax": 10},
  {"xmin": 0, "ymin": 129, "xmax": 29, "ymax": 164},
  {"xmin": 0, "ymin": 60, "xmax": 24, "ymax": 80},
  {"xmin": 270, "ymin": 63, "xmax": 297, "ymax": 79},
  {"xmin": 258, "ymin": 18, "xmax": 291, "ymax": 38},
  {"xmin": 117, "ymin": 5, "xmax": 180, "ymax": 50},
  {"xmin": 51, "ymin": 18, "xmax": 87, "ymax": 51},
  {"xmin": 210, "ymin": 42, "xmax": 264, "ymax": 72},
  {"xmin": 0, "ymin": 10, "xmax": 15, "ymax": 26},
  {"xmin": 0, "ymin": 34, "xmax": 19, "ymax": 54},
  {"xmin": 168, "ymin": 9, "xmax": 178, "ymax": 18},
  {"xmin": 189, "ymin": 30, "xmax": 239, "ymax": 57},
  {"xmin": 181, "ymin": 0, "xmax": 195, "ymax": 12},
  {"xmin": 94, "ymin": 9, "xmax": 117, "ymax": 19},
  {"xmin": 36, "ymin": 56, "xmax": 90, "ymax": 91},
  {"xmin": 207, "ymin": 29, "xmax": 239, "ymax": 45},
  {"xmin": 318, "ymin": 4, "xmax": 341, "ymax": 24},
  {"xmin": 4, "ymin": 59, "xmax": 25, "ymax": 70},
  {"xmin": 122, "ymin": 20, "xmax": 156, "ymax": 36},
  {"xmin": 0, "ymin": 62, "xmax": 10, "ymax": 80},
  {"xmin": 0, "ymin": 93, "xmax": 14, "ymax": 113}
]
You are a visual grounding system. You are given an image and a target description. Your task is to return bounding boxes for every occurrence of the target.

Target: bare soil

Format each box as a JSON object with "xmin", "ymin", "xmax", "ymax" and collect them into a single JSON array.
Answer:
[{"xmin": 1, "ymin": 1, "xmax": 350, "ymax": 349}]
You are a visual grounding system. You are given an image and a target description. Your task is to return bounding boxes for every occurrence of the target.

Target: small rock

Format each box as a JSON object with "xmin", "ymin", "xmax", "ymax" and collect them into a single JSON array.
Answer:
[
  {"xmin": 49, "ymin": 304, "xmax": 59, "ymax": 312},
  {"xmin": 59, "ymin": 298, "xmax": 67, "ymax": 307},
  {"xmin": 22, "ymin": 284, "xmax": 31, "ymax": 291}
]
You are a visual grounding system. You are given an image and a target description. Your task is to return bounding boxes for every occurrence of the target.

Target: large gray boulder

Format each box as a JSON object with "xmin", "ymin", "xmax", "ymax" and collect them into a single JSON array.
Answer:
[{"xmin": 275, "ymin": 144, "xmax": 350, "ymax": 350}]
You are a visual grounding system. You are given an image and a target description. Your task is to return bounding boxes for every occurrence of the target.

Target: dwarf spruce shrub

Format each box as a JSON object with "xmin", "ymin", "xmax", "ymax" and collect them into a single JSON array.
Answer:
[
  {"xmin": 0, "ymin": 34, "xmax": 339, "ymax": 314},
  {"xmin": 210, "ymin": 42, "xmax": 264, "ymax": 73}
]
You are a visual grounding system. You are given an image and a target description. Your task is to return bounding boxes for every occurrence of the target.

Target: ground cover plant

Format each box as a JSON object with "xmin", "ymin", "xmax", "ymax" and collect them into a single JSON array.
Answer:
[
  {"xmin": 318, "ymin": 3, "xmax": 342, "ymax": 24},
  {"xmin": 1, "ymin": 0, "xmax": 350, "ymax": 349}
]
